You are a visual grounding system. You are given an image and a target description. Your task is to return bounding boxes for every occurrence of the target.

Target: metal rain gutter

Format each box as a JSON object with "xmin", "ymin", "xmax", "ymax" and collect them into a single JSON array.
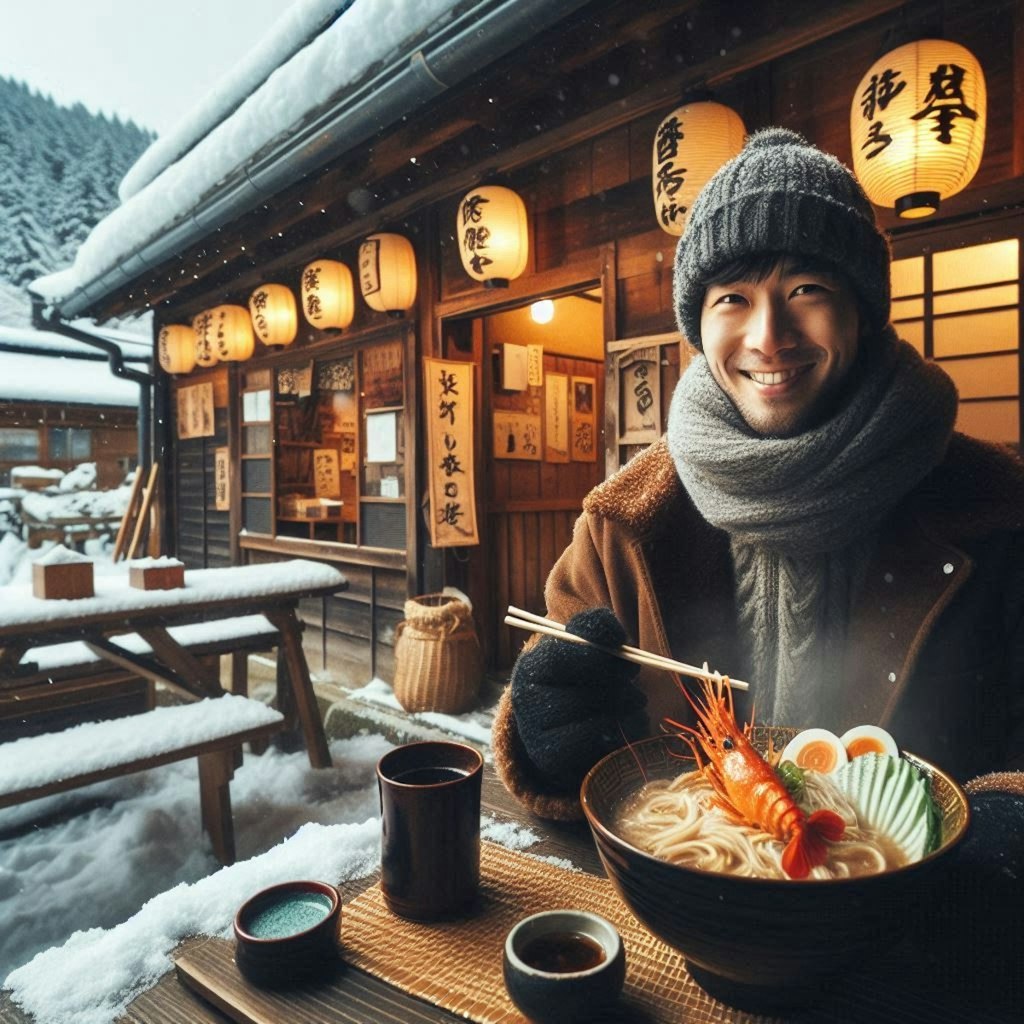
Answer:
[
  {"xmin": 30, "ymin": 293, "xmax": 154, "ymax": 470},
  {"xmin": 52, "ymin": 0, "xmax": 593, "ymax": 321}
]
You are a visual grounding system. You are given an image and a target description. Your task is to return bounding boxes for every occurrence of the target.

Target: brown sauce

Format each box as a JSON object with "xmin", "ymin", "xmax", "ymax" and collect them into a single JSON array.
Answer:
[{"xmin": 519, "ymin": 931, "xmax": 607, "ymax": 973}]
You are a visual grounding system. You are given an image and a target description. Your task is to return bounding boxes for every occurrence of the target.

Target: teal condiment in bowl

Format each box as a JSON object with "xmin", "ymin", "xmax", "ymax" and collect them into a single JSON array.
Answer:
[{"xmin": 234, "ymin": 880, "xmax": 341, "ymax": 987}]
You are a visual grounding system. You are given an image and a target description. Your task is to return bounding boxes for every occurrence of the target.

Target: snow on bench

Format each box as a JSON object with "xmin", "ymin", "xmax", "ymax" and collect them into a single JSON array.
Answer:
[
  {"xmin": 0, "ymin": 694, "xmax": 285, "ymax": 865},
  {"xmin": 21, "ymin": 613, "xmax": 280, "ymax": 674}
]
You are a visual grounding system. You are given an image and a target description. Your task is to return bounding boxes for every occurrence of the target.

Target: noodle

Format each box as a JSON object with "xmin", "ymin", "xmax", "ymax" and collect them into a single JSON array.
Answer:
[{"xmin": 615, "ymin": 769, "xmax": 904, "ymax": 880}]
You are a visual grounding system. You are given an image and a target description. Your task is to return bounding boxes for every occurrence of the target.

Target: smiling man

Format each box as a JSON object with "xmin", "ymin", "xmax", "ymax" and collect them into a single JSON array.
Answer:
[{"xmin": 493, "ymin": 128, "xmax": 1024, "ymax": 826}]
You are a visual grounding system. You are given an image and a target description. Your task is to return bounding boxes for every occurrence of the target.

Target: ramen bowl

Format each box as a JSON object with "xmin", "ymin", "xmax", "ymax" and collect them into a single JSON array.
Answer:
[{"xmin": 580, "ymin": 732, "xmax": 970, "ymax": 1012}]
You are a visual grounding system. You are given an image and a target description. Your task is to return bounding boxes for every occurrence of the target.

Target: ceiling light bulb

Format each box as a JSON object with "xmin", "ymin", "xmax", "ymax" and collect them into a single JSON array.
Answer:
[{"xmin": 531, "ymin": 299, "xmax": 554, "ymax": 324}]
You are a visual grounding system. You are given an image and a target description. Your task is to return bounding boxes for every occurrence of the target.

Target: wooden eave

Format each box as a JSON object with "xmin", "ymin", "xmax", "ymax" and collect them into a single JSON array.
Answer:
[{"xmin": 85, "ymin": 0, "xmax": 1013, "ymax": 324}]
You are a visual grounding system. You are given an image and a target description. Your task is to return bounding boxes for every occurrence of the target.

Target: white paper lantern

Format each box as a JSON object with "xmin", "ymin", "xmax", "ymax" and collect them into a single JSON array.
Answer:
[
  {"xmin": 192, "ymin": 310, "xmax": 219, "ymax": 368},
  {"xmin": 157, "ymin": 324, "xmax": 196, "ymax": 374},
  {"xmin": 457, "ymin": 185, "xmax": 529, "ymax": 285},
  {"xmin": 211, "ymin": 304, "xmax": 255, "ymax": 361},
  {"xmin": 851, "ymin": 39, "xmax": 986, "ymax": 218},
  {"xmin": 249, "ymin": 284, "xmax": 298, "ymax": 346},
  {"xmin": 652, "ymin": 101, "xmax": 746, "ymax": 235},
  {"xmin": 359, "ymin": 233, "xmax": 417, "ymax": 315},
  {"xmin": 301, "ymin": 259, "xmax": 354, "ymax": 330}
]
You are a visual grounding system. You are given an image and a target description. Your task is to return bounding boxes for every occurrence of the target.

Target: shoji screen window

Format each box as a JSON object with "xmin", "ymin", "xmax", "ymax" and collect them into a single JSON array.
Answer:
[{"xmin": 891, "ymin": 238, "xmax": 1020, "ymax": 445}]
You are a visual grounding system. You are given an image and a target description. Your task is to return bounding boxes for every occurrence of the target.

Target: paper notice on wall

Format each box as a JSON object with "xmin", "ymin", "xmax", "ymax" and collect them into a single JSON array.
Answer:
[
  {"xmin": 313, "ymin": 448, "xmax": 341, "ymax": 498},
  {"xmin": 214, "ymin": 447, "xmax": 230, "ymax": 510},
  {"xmin": 501, "ymin": 343, "xmax": 528, "ymax": 391},
  {"xmin": 527, "ymin": 344, "xmax": 544, "ymax": 387},
  {"xmin": 544, "ymin": 372, "xmax": 570, "ymax": 463}
]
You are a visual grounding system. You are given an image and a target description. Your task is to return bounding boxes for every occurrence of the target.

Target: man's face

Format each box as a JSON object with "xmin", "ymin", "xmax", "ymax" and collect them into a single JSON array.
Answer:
[{"xmin": 699, "ymin": 261, "xmax": 862, "ymax": 437}]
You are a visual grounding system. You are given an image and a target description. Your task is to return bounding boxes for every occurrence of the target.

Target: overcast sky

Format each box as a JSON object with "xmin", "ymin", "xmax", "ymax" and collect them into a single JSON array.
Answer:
[{"xmin": 0, "ymin": 0, "xmax": 294, "ymax": 135}]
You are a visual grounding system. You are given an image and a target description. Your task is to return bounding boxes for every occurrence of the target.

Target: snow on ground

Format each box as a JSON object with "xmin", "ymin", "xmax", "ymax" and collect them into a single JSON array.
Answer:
[{"xmin": 0, "ymin": 530, "xmax": 527, "ymax": 1024}]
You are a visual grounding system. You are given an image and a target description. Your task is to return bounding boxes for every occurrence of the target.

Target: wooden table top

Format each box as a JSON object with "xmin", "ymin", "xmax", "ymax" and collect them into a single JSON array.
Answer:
[{"xmin": 1, "ymin": 766, "xmax": 1017, "ymax": 1024}]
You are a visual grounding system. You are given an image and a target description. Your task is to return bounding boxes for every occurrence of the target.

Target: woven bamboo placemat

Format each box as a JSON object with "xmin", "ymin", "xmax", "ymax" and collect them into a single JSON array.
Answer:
[{"xmin": 341, "ymin": 840, "xmax": 779, "ymax": 1024}]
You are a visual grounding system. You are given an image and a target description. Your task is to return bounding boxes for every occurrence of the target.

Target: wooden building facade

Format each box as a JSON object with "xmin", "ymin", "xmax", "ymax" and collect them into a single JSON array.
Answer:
[{"xmin": 48, "ymin": 0, "xmax": 1024, "ymax": 685}]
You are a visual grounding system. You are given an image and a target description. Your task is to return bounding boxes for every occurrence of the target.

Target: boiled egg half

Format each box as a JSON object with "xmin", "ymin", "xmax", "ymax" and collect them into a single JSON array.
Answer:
[
  {"xmin": 779, "ymin": 728, "xmax": 848, "ymax": 774},
  {"xmin": 839, "ymin": 724, "xmax": 899, "ymax": 760}
]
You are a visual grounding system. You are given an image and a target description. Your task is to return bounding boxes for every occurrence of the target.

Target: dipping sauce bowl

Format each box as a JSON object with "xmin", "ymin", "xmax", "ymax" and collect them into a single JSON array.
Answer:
[
  {"xmin": 233, "ymin": 880, "xmax": 341, "ymax": 987},
  {"xmin": 503, "ymin": 909, "xmax": 626, "ymax": 1023}
]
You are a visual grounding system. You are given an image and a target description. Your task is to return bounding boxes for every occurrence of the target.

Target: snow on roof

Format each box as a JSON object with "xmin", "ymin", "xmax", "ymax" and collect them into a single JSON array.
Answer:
[
  {"xmin": 0, "ymin": 350, "xmax": 141, "ymax": 406},
  {"xmin": 0, "ymin": 559, "xmax": 347, "ymax": 629},
  {"xmin": 119, "ymin": 0, "xmax": 348, "ymax": 201},
  {"xmin": 0, "ymin": 323, "xmax": 149, "ymax": 360},
  {"xmin": 33, "ymin": 0, "xmax": 462, "ymax": 307}
]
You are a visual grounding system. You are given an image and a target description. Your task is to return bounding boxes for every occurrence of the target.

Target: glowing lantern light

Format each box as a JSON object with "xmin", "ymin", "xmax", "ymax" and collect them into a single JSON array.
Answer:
[
  {"xmin": 249, "ymin": 284, "xmax": 298, "ymax": 347},
  {"xmin": 653, "ymin": 101, "xmax": 746, "ymax": 235},
  {"xmin": 157, "ymin": 324, "xmax": 196, "ymax": 374},
  {"xmin": 193, "ymin": 309, "xmax": 219, "ymax": 367},
  {"xmin": 457, "ymin": 185, "xmax": 529, "ymax": 286},
  {"xmin": 301, "ymin": 259, "xmax": 354, "ymax": 330},
  {"xmin": 359, "ymin": 233, "xmax": 417, "ymax": 315},
  {"xmin": 851, "ymin": 39, "xmax": 986, "ymax": 218},
  {"xmin": 208, "ymin": 304, "xmax": 255, "ymax": 361}
]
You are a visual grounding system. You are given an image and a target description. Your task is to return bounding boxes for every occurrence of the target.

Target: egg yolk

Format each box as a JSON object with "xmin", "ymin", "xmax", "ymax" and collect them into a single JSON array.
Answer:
[
  {"xmin": 846, "ymin": 736, "xmax": 885, "ymax": 759},
  {"xmin": 795, "ymin": 740, "xmax": 838, "ymax": 773}
]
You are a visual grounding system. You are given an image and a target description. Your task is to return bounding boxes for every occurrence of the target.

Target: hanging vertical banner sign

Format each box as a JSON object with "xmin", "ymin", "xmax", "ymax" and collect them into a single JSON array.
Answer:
[
  {"xmin": 527, "ymin": 344, "xmax": 544, "ymax": 387},
  {"xmin": 424, "ymin": 358, "xmax": 479, "ymax": 548},
  {"xmin": 617, "ymin": 347, "xmax": 661, "ymax": 444},
  {"xmin": 214, "ymin": 447, "xmax": 230, "ymax": 510},
  {"xmin": 544, "ymin": 372, "xmax": 570, "ymax": 463}
]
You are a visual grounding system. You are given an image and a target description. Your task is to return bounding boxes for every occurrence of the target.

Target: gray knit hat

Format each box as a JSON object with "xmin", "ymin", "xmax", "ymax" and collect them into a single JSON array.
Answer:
[{"xmin": 673, "ymin": 127, "xmax": 891, "ymax": 349}]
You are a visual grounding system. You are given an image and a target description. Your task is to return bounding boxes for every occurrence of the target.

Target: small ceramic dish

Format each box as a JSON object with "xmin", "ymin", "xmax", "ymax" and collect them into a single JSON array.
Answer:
[
  {"xmin": 233, "ymin": 879, "xmax": 341, "ymax": 987},
  {"xmin": 503, "ymin": 909, "xmax": 626, "ymax": 1023}
]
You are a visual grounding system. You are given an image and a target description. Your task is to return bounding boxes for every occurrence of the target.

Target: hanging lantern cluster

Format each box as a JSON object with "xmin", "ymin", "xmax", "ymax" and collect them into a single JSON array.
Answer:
[
  {"xmin": 157, "ymin": 324, "xmax": 196, "ymax": 375},
  {"xmin": 456, "ymin": 185, "xmax": 529, "ymax": 286},
  {"xmin": 359, "ymin": 232, "xmax": 418, "ymax": 315},
  {"xmin": 851, "ymin": 39, "xmax": 986, "ymax": 218},
  {"xmin": 652, "ymin": 101, "xmax": 746, "ymax": 236},
  {"xmin": 249, "ymin": 284, "xmax": 297, "ymax": 347}
]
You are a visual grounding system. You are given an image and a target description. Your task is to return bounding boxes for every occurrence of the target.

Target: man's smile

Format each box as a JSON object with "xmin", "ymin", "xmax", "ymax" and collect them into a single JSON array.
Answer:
[{"xmin": 740, "ymin": 365, "xmax": 815, "ymax": 387}]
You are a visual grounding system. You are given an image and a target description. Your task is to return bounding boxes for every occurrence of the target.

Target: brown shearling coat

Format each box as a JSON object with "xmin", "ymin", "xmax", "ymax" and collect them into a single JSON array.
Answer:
[{"xmin": 493, "ymin": 433, "xmax": 1024, "ymax": 821}]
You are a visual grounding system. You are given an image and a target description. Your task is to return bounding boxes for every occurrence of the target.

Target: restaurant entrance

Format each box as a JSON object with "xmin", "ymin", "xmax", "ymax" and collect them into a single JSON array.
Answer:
[{"xmin": 441, "ymin": 290, "xmax": 606, "ymax": 674}]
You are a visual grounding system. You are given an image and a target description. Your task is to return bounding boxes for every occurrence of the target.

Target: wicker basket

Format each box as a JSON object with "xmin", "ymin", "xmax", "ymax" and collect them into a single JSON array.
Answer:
[{"xmin": 392, "ymin": 593, "xmax": 482, "ymax": 714}]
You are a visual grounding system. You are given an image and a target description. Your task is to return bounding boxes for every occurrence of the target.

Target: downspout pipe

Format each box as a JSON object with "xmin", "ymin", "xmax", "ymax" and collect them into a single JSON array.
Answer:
[
  {"xmin": 49, "ymin": 0, "xmax": 593, "ymax": 321},
  {"xmin": 29, "ymin": 291, "xmax": 153, "ymax": 474}
]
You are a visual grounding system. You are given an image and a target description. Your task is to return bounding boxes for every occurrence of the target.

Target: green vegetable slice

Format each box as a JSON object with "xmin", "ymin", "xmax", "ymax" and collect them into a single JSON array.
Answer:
[
  {"xmin": 775, "ymin": 760, "xmax": 805, "ymax": 799},
  {"xmin": 833, "ymin": 753, "xmax": 941, "ymax": 863}
]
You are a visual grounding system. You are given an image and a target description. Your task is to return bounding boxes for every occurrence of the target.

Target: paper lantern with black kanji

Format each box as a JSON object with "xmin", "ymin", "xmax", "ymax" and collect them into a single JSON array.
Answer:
[
  {"xmin": 249, "ymin": 284, "xmax": 298, "ymax": 346},
  {"xmin": 652, "ymin": 101, "xmax": 746, "ymax": 235},
  {"xmin": 301, "ymin": 259, "xmax": 354, "ymax": 330},
  {"xmin": 359, "ymin": 233, "xmax": 417, "ymax": 314},
  {"xmin": 157, "ymin": 324, "xmax": 196, "ymax": 374},
  {"xmin": 211, "ymin": 304, "xmax": 255, "ymax": 361},
  {"xmin": 193, "ymin": 310, "xmax": 219, "ymax": 367},
  {"xmin": 457, "ymin": 185, "xmax": 529, "ymax": 286},
  {"xmin": 851, "ymin": 39, "xmax": 986, "ymax": 218}
]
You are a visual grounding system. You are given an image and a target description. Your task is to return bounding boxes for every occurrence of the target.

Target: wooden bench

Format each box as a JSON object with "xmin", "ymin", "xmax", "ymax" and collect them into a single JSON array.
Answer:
[
  {"xmin": 0, "ymin": 694, "xmax": 285, "ymax": 865},
  {"xmin": 0, "ymin": 614, "xmax": 281, "ymax": 742}
]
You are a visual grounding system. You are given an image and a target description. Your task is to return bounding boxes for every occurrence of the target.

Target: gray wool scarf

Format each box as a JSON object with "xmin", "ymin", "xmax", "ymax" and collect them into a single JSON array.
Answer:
[{"xmin": 666, "ymin": 330, "xmax": 957, "ymax": 724}]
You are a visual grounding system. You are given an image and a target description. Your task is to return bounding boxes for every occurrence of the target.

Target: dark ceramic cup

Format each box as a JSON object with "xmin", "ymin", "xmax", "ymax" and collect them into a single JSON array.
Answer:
[
  {"xmin": 233, "ymin": 879, "xmax": 341, "ymax": 987},
  {"xmin": 377, "ymin": 740, "xmax": 483, "ymax": 921},
  {"xmin": 503, "ymin": 909, "xmax": 627, "ymax": 1023}
]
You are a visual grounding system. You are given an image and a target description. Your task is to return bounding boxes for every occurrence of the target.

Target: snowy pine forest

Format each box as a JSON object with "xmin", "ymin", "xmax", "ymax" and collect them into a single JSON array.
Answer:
[{"xmin": 0, "ymin": 77, "xmax": 153, "ymax": 326}]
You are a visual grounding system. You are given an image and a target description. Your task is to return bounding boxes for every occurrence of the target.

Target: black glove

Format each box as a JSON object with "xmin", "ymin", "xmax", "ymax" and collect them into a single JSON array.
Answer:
[{"xmin": 511, "ymin": 607, "xmax": 647, "ymax": 792}]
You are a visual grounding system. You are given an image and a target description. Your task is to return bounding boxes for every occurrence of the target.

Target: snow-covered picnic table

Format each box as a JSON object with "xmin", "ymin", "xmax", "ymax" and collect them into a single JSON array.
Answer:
[{"xmin": 0, "ymin": 559, "xmax": 347, "ymax": 768}]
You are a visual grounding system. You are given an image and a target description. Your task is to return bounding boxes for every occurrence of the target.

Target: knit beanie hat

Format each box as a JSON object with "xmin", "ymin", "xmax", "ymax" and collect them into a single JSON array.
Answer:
[{"xmin": 673, "ymin": 127, "xmax": 891, "ymax": 349}]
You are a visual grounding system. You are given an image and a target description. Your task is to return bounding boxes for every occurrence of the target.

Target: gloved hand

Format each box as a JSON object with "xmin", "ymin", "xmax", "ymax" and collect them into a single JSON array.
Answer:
[{"xmin": 511, "ymin": 607, "xmax": 647, "ymax": 792}]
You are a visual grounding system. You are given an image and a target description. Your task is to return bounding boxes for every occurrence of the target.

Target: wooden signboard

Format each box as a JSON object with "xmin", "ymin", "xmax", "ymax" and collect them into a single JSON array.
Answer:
[
  {"xmin": 176, "ymin": 382, "xmax": 215, "ymax": 440},
  {"xmin": 617, "ymin": 347, "xmax": 661, "ymax": 445}
]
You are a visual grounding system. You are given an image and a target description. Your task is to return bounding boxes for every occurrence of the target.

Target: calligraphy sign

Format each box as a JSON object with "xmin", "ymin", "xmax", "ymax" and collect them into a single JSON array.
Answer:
[
  {"xmin": 617, "ymin": 348, "xmax": 661, "ymax": 444},
  {"xmin": 570, "ymin": 375, "xmax": 597, "ymax": 462},
  {"xmin": 544, "ymin": 372, "xmax": 570, "ymax": 463},
  {"xmin": 493, "ymin": 411, "xmax": 541, "ymax": 461},
  {"xmin": 527, "ymin": 344, "xmax": 544, "ymax": 387},
  {"xmin": 214, "ymin": 447, "xmax": 230, "ymax": 510},
  {"xmin": 424, "ymin": 358, "xmax": 479, "ymax": 548},
  {"xmin": 313, "ymin": 448, "xmax": 342, "ymax": 498},
  {"xmin": 176, "ymin": 382, "xmax": 215, "ymax": 440}
]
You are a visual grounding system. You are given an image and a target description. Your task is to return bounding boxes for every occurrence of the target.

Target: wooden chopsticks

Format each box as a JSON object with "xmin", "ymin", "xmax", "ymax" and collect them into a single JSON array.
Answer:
[{"xmin": 504, "ymin": 605, "xmax": 749, "ymax": 691}]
